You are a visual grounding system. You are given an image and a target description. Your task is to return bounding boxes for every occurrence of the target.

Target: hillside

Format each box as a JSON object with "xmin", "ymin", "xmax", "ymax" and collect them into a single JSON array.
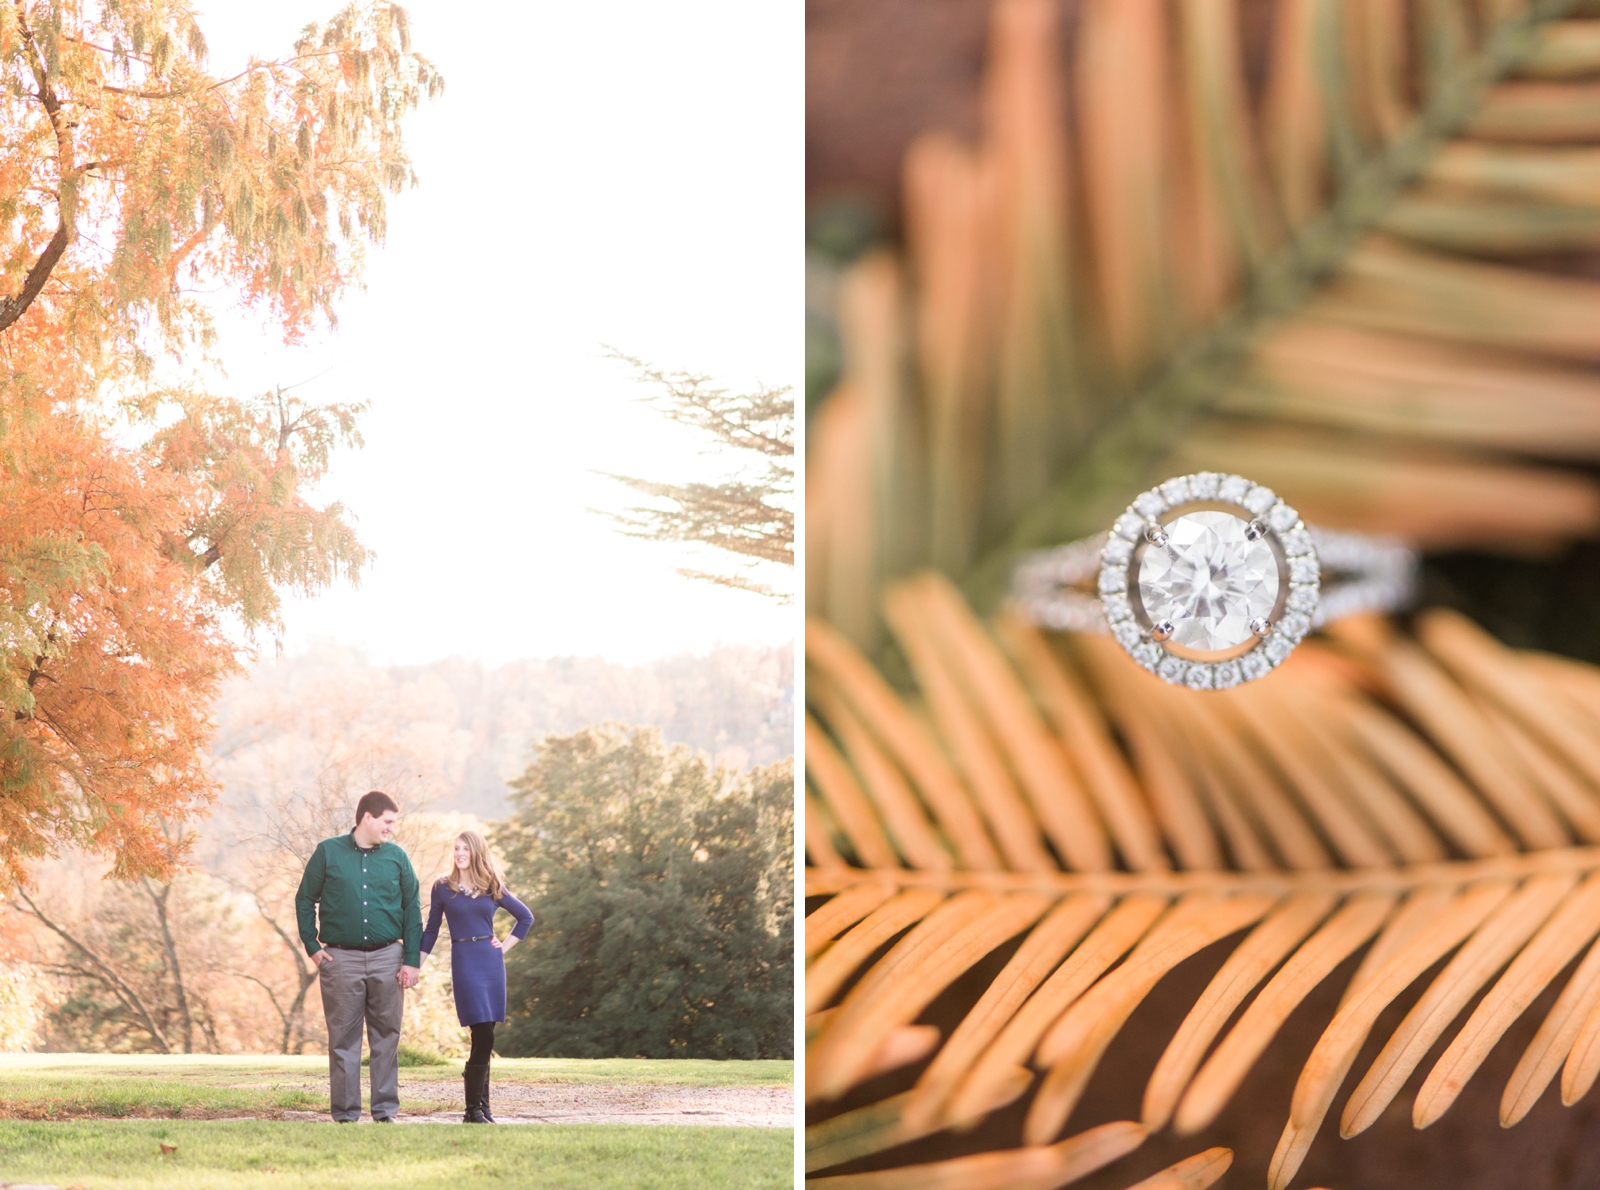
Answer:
[{"xmin": 205, "ymin": 642, "xmax": 793, "ymax": 823}]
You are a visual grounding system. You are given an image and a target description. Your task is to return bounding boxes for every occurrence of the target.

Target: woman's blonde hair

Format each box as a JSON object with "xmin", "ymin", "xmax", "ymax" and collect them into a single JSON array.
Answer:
[{"xmin": 447, "ymin": 830, "xmax": 505, "ymax": 901}]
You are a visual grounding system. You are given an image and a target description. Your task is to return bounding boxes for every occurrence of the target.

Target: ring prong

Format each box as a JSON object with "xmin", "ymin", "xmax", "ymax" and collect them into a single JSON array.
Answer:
[
  {"xmin": 1250, "ymin": 617, "xmax": 1273, "ymax": 638},
  {"xmin": 1144, "ymin": 522, "xmax": 1169, "ymax": 548},
  {"xmin": 1244, "ymin": 518, "xmax": 1267, "ymax": 542},
  {"xmin": 1150, "ymin": 620, "xmax": 1175, "ymax": 642}
]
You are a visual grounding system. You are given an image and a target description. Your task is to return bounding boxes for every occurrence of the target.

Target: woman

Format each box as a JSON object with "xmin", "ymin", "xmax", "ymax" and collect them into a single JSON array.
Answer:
[{"xmin": 418, "ymin": 830, "xmax": 534, "ymax": 1123}]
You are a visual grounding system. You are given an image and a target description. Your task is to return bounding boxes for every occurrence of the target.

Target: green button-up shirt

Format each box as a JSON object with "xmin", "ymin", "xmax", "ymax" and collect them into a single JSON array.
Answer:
[{"xmin": 296, "ymin": 832, "xmax": 422, "ymax": 966}]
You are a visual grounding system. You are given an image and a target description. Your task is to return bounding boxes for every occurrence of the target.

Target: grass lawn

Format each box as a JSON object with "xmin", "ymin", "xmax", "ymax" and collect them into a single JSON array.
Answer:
[
  {"xmin": 0, "ymin": 1120, "xmax": 794, "ymax": 1189},
  {"xmin": 0, "ymin": 1055, "xmax": 793, "ymax": 1119}
]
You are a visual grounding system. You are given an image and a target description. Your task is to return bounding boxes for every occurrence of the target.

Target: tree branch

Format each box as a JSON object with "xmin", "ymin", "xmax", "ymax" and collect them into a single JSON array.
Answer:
[
  {"xmin": 675, "ymin": 568, "xmax": 789, "ymax": 602},
  {"xmin": 226, "ymin": 970, "xmax": 288, "ymax": 1032},
  {"xmin": 166, "ymin": 220, "xmax": 213, "ymax": 281},
  {"xmin": 219, "ymin": 872, "xmax": 319, "ymax": 1053},
  {"xmin": 1, "ymin": 2, "xmax": 80, "ymax": 334},
  {"xmin": 93, "ymin": 47, "xmax": 347, "ymax": 99},
  {"xmin": 12, "ymin": 891, "xmax": 170, "ymax": 1053},
  {"xmin": 141, "ymin": 878, "xmax": 194, "ymax": 1053},
  {"xmin": 0, "ymin": 220, "xmax": 71, "ymax": 333}
]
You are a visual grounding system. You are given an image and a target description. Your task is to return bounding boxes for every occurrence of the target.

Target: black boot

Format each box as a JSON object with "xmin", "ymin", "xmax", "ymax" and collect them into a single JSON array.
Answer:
[
  {"xmin": 463, "ymin": 1063, "xmax": 488, "ymax": 1123},
  {"xmin": 480, "ymin": 1059, "xmax": 496, "ymax": 1123}
]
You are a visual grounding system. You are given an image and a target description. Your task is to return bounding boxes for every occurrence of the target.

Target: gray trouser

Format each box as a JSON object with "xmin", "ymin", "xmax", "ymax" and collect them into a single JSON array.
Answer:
[{"xmin": 318, "ymin": 942, "xmax": 403, "ymax": 1121}]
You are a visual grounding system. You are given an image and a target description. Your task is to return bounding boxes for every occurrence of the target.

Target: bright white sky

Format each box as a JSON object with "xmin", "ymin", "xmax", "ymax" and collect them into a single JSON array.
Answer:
[{"xmin": 193, "ymin": 1, "xmax": 799, "ymax": 666}]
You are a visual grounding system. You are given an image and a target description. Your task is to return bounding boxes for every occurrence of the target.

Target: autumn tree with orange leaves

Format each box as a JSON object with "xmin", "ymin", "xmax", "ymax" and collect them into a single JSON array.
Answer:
[{"xmin": 0, "ymin": 0, "xmax": 439, "ymax": 886}]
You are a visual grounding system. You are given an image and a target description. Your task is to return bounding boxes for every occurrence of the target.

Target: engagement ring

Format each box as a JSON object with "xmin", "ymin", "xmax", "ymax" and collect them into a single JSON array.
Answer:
[{"xmin": 1010, "ymin": 472, "xmax": 1418, "ymax": 689}]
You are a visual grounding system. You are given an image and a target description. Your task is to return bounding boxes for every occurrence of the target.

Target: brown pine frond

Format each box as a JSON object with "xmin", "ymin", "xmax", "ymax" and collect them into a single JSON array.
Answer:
[
  {"xmin": 1128, "ymin": 1147, "xmax": 1235, "ymax": 1190},
  {"xmin": 806, "ymin": 1119, "xmax": 1146, "ymax": 1189},
  {"xmin": 808, "ymin": 0, "xmax": 1600, "ymax": 1184},
  {"xmin": 806, "ymin": 584, "xmax": 1600, "ymax": 1188}
]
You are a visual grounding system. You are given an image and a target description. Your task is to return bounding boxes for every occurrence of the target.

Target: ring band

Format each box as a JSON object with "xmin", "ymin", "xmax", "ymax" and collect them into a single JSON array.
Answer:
[{"xmin": 1009, "ymin": 472, "xmax": 1419, "ymax": 689}]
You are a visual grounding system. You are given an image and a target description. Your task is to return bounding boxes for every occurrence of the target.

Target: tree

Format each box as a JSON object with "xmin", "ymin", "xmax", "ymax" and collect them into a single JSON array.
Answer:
[
  {"xmin": 0, "ymin": 1, "xmax": 438, "ymax": 884},
  {"xmin": 14, "ymin": 845, "xmax": 281, "ymax": 1054},
  {"xmin": 0, "ymin": 0, "xmax": 439, "ymax": 341},
  {"xmin": 495, "ymin": 725, "xmax": 793, "ymax": 1060},
  {"xmin": 599, "ymin": 353, "xmax": 794, "ymax": 601}
]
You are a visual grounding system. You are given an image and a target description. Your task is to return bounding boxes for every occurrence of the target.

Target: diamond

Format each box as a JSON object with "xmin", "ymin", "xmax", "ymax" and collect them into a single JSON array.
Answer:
[
  {"xmin": 1241, "ymin": 651, "xmax": 1272, "ymax": 680},
  {"xmin": 1185, "ymin": 665, "xmax": 1215, "ymax": 691},
  {"xmin": 1103, "ymin": 536, "xmax": 1133, "ymax": 565},
  {"xmin": 1218, "ymin": 474, "xmax": 1250, "ymax": 504},
  {"xmin": 1280, "ymin": 611, "xmax": 1311, "ymax": 640},
  {"xmin": 1098, "ymin": 566, "xmax": 1127, "ymax": 594},
  {"xmin": 1102, "ymin": 591, "xmax": 1133, "ymax": 622},
  {"xmin": 1190, "ymin": 472, "xmax": 1221, "ymax": 500},
  {"xmin": 1268, "ymin": 503, "xmax": 1299, "ymax": 533},
  {"xmin": 1287, "ymin": 585, "xmax": 1318, "ymax": 613},
  {"xmin": 1161, "ymin": 477, "xmax": 1193, "ymax": 507},
  {"xmin": 1289, "ymin": 555, "xmax": 1320, "ymax": 583},
  {"xmin": 1244, "ymin": 485, "xmax": 1278, "ymax": 515},
  {"xmin": 1115, "ymin": 511, "xmax": 1145, "ymax": 541},
  {"xmin": 1266, "ymin": 634, "xmax": 1295, "ymax": 663},
  {"xmin": 1132, "ymin": 642, "xmax": 1162, "ymax": 670},
  {"xmin": 1113, "ymin": 620, "xmax": 1143, "ymax": 649},
  {"xmin": 1134, "ymin": 490, "xmax": 1166, "ymax": 519},
  {"xmin": 1213, "ymin": 661, "xmax": 1242, "ymax": 689},
  {"xmin": 1283, "ymin": 529, "xmax": 1313, "ymax": 556},
  {"xmin": 1159, "ymin": 655, "xmax": 1188, "ymax": 685},
  {"xmin": 1138, "ymin": 511, "xmax": 1280, "ymax": 650}
]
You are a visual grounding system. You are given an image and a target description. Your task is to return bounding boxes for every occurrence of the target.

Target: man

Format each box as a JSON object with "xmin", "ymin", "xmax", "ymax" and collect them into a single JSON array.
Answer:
[{"xmin": 296, "ymin": 790, "xmax": 422, "ymax": 1123}]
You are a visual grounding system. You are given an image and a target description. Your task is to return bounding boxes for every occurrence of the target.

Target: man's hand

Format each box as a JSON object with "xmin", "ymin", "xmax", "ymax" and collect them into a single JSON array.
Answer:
[
  {"xmin": 398, "ymin": 965, "xmax": 420, "ymax": 989},
  {"xmin": 311, "ymin": 949, "xmax": 332, "ymax": 968}
]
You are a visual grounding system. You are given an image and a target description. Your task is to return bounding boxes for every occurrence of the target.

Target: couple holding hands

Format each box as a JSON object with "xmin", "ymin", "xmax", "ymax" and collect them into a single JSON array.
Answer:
[{"xmin": 295, "ymin": 790, "xmax": 535, "ymax": 1123}]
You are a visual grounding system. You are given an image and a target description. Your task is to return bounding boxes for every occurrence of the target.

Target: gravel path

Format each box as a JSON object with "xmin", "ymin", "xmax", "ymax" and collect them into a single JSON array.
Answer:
[{"xmin": 280, "ymin": 1083, "xmax": 793, "ymax": 1127}]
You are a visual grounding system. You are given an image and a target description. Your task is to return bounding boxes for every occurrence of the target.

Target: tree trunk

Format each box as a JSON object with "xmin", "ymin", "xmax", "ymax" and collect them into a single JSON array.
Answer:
[
  {"xmin": 143, "ymin": 879, "xmax": 195, "ymax": 1054},
  {"xmin": 284, "ymin": 969, "xmax": 319, "ymax": 1055}
]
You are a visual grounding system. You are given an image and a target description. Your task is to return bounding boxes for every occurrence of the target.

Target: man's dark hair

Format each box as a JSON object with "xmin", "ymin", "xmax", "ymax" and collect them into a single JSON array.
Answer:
[{"xmin": 354, "ymin": 790, "xmax": 399, "ymax": 828}]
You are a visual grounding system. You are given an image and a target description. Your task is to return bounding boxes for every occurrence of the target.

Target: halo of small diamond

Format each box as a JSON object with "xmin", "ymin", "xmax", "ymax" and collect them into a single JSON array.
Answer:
[{"xmin": 1097, "ymin": 472, "xmax": 1321, "ymax": 689}]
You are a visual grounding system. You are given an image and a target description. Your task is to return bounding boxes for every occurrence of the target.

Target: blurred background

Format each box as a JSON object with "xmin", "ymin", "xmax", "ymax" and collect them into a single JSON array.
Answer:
[{"xmin": 807, "ymin": 0, "xmax": 1600, "ymax": 662}]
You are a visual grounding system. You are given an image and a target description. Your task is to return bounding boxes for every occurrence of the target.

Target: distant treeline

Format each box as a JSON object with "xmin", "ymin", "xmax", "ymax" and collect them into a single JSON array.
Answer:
[{"xmin": 207, "ymin": 642, "xmax": 793, "ymax": 821}]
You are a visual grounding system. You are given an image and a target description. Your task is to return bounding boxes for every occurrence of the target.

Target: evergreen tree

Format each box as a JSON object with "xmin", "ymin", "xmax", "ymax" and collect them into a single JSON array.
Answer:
[
  {"xmin": 495, "ymin": 725, "xmax": 792, "ymax": 1059},
  {"xmin": 600, "ymin": 353, "xmax": 794, "ymax": 602}
]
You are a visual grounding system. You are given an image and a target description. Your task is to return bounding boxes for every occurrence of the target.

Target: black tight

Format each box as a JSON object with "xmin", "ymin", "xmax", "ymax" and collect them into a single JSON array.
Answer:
[{"xmin": 468, "ymin": 1022, "xmax": 495, "ymax": 1065}]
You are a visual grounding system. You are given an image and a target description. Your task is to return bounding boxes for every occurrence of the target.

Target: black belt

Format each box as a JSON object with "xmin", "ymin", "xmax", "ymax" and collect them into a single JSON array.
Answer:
[
  {"xmin": 459, "ymin": 935, "xmax": 495, "ymax": 942},
  {"xmin": 325, "ymin": 941, "xmax": 399, "ymax": 952}
]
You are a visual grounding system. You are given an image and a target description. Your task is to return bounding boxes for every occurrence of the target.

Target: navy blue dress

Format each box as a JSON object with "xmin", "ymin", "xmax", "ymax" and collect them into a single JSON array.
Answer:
[{"xmin": 420, "ymin": 881, "xmax": 535, "ymax": 1026}]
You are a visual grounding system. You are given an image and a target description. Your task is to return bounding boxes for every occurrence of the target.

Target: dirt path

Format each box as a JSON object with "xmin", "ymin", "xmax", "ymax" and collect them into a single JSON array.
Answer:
[{"xmin": 279, "ymin": 1083, "xmax": 793, "ymax": 1127}]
